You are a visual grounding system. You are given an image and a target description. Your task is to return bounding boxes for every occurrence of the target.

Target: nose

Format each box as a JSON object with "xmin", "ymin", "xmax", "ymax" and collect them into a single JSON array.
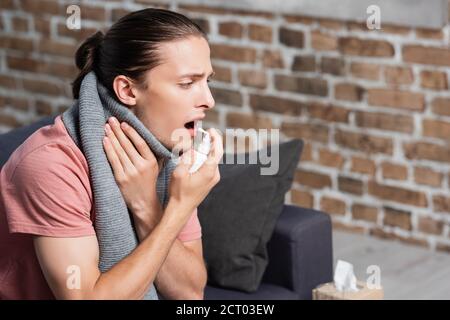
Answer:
[{"xmin": 199, "ymin": 82, "xmax": 215, "ymax": 110}]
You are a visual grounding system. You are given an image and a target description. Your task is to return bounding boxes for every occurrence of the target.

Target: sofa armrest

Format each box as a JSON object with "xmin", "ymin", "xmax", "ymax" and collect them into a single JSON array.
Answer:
[{"xmin": 262, "ymin": 204, "xmax": 333, "ymax": 299}]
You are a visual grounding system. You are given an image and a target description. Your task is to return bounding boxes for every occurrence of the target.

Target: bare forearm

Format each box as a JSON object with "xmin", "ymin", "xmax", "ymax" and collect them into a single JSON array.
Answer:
[
  {"xmin": 89, "ymin": 201, "xmax": 188, "ymax": 299},
  {"xmin": 133, "ymin": 203, "xmax": 207, "ymax": 300},
  {"xmin": 154, "ymin": 238, "xmax": 207, "ymax": 300}
]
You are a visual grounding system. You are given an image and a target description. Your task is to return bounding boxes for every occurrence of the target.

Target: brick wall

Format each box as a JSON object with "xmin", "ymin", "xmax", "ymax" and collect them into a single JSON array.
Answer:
[{"xmin": 1, "ymin": 1, "xmax": 450, "ymax": 252}]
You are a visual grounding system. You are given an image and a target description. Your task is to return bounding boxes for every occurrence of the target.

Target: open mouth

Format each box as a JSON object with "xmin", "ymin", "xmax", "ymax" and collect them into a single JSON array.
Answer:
[{"xmin": 184, "ymin": 121, "xmax": 195, "ymax": 130}]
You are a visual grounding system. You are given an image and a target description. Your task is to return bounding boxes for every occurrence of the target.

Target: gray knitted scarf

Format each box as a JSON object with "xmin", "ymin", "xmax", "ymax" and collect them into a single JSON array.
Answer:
[{"xmin": 61, "ymin": 71, "xmax": 177, "ymax": 300}]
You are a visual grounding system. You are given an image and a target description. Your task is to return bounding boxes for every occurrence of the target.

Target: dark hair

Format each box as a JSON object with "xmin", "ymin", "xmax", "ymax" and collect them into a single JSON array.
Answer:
[{"xmin": 72, "ymin": 8, "xmax": 207, "ymax": 99}]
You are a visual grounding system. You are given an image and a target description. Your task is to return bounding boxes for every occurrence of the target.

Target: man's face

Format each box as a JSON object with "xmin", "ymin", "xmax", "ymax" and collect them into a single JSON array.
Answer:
[{"xmin": 133, "ymin": 36, "xmax": 215, "ymax": 154}]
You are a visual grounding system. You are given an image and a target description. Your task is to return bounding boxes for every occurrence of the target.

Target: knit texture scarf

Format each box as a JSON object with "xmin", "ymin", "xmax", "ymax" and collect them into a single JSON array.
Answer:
[{"xmin": 61, "ymin": 71, "xmax": 177, "ymax": 300}]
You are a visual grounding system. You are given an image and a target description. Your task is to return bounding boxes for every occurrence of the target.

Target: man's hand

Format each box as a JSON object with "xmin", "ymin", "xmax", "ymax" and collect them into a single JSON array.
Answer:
[{"xmin": 103, "ymin": 116, "xmax": 164, "ymax": 237}]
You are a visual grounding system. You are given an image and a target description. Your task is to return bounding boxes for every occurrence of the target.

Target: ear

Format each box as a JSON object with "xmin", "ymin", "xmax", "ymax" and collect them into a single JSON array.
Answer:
[{"xmin": 112, "ymin": 75, "xmax": 138, "ymax": 107}]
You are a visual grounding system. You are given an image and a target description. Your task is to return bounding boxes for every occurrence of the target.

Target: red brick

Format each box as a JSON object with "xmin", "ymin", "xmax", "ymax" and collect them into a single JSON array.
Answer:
[
  {"xmin": 295, "ymin": 169, "xmax": 332, "ymax": 189},
  {"xmin": 292, "ymin": 55, "xmax": 316, "ymax": 72},
  {"xmin": 210, "ymin": 87, "xmax": 242, "ymax": 107},
  {"xmin": 226, "ymin": 112, "xmax": 272, "ymax": 130},
  {"xmin": 403, "ymin": 45, "xmax": 450, "ymax": 67},
  {"xmin": 82, "ymin": 5, "xmax": 107, "ymax": 21},
  {"xmin": 355, "ymin": 111, "xmax": 414, "ymax": 133},
  {"xmin": 335, "ymin": 129, "xmax": 393, "ymax": 154},
  {"xmin": 432, "ymin": 97, "xmax": 450, "ymax": 116},
  {"xmin": 350, "ymin": 62, "xmax": 380, "ymax": 80},
  {"xmin": 1, "ymin": 96, "xmax": 28, "ymax": 111},
  {"xmin": 35, "ymin": 100, "xmax": 53, "ymax": 116},
  {"xmin": 321, "ymin": 57, "xmax": 345, "ymax": 76},
  {"xmin": 369, "ymin": 181, "xmax": 427, "ymax": 207},
  {"xmin": 351, "ymin": 156, "xmax": 376, "ymax": 176},
  {"xmin": 34, "ymin": 17, "xmax": 51, "ymax": 36},
  {"xmin": 238, "ymin": 70, "xmax": 267, "ymax": 89},
  {"xmin": 283, "ymin": 15, "xmax": 314, "ymax": 24},
  {"xmin": 291, "ymin": 189, "xmax": 314, "ymax": 208},
  {"xmin": 318, "ymin": 149, "xmax": 345, "ymax": 168},
  {"xmin": 415, "ymin": 28, "xmax": 443, "ymax": 40},
  {"xmin": 219, "ymin": 22, "xmax": 243, "ymax": 38},
  {"xmin": 318, "ymin": 18, "xmax": 345, "ymax": 30},
  {"xmin": 275, "ymin": 75, "xmax": 328, "ymax": 96},
  {"xmin": 420, "ymin": 70, "xmax": 448, "ymax": 90},
  {"xmin": 384, "ymin": 66, "xmax": 414, "ymax": 85},
  {"xmin": 20, "ymin": 0, "xmax": 62, "ymax": 15},
  {"xmin": 423, "ymin": 119, "xmax": 450, "ymax": 141},
  {"xmin": 404, "ymin": 142, "xmax": 450, "ymax": 163},
  {"xmin": 433, "ymin": 195, "xmax": 450, "ymax": 213},
  {"xmin": 334, "ymin": 83, "xmax": 364, "ymax": 101},
  {"xmin": 311, "ymin": 31, "xmax": 337, "ymax": 51},
  {"xmin": 320, "ymin": 196, "xmax": 346, "ymax": 215},
  {"xmin": 300, "ymin": 143, "xmax": 313, "ymax": 162},
  {"xmin": 352, "ymin": 204, "xmax": 378, "ymax": 223},
  {"xmin": 210, "ymin": 44, "xmax": 257, "ymax": 63},
  {"xmin": 11, "ymin": 16, "xmax": 28, "ymax": 32},
  {"xmin": 307, "ymin": 102, "xmax": 349, "ymax": 123},
  {"xmin": 338, "ymin": 176, "xmax": 363, "ymax": 195},
  {"xmin": 0, "ymin": 75, "xmax": 18, "ymax": 89},
  {"xmin": 367, "ymin": 89, "xmax": 424, "ymax": 111},
  {"xmin": 383, "ymin": 207, "xmax": 412, "ymax": 230},
  {"xmin": 37, "ymin": 39, "xmax": 77, "ymax": 57},
  {"xmin": 414, "ymin": 167, "xmax": 442, "ymax": 187},
  {"xmin": 249, "ymin": 94, "xmax": 304, "ymax": 116},
  {"xmin": 282, "ymin": 122, "xmax": 329, "ymax": 143},
  {"xmin": 418, "ymin": 217, "xmax": 444, "ymax": 235},
  {"xmin": 248, "ymin": 24, "xmax": 272, "ymax": 43},
  {"xmin": 279, "ymin": 27, "xmax": 304, "ymax": 48},
  {"xmin": 22, "ymin": 78, "xmax": 65, "ymax": 96},
  {"xmin": 381, "ymin": 162, "xmax": 408, "ymax": 180},
  {"xmin": 211, "ymin": 64, "xmax": 232, "ymax": 83},
  {"xmin": 262, "ymin": 50, "xmax": 284, "ymax": 68},
  {"xmin": 0, "ymin": 114, "xmax": 21, "ymax": 128},
  {"xmin": 0, "ymin": 35, "xmax": 33, "ymax": 51},
  {"xmin": 0, "ymin": 0, "xmax": 15, "ymax": 9},
  {"xmin": 338, "ymin": 37, "xmax": 394, "ymax": 57}
]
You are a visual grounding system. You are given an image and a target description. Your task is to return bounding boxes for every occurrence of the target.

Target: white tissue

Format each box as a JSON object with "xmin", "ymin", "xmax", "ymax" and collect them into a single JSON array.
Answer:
[{"xmin": 334, "ymin": 260, "xmax": 359, "ymax": 292}]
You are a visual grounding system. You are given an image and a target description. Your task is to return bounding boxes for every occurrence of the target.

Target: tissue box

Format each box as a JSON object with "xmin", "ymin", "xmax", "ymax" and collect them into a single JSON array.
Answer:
[{"xmin": 313, "ymin": 281, "xmax": 383, "ymax": 300}]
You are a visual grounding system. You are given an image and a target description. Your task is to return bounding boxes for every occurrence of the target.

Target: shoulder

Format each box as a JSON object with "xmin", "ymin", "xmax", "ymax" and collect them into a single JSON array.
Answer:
[{"xmin": 2, "ymin": 115, "xmax": 89, "ymax": 185}]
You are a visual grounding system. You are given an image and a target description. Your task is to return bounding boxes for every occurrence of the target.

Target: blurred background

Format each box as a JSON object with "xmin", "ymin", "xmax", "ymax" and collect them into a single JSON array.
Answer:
[{"xmin": 1, "ymin": 0, "xmax": 450, "ymax": 298}]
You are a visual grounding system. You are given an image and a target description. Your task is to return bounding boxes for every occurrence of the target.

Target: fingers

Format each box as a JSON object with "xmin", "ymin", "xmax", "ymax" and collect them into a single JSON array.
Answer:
[
  {"xmin": 107, "ymin": 117, "xmax": 142, "ymax": 166},
  {"xmin": 119, "ymin": 121, "xmax": 156, "ymax": 161},
  {"xmin": 103, "ymin": 135, "xmax": 125, "ymax": 180},
  {"xmin": 206, "ymin": 128, "xmax": 224, "ymax": 165},
  {"xmin": 104, "ymin": 119, "xmax": 135, "ymax": 172}
]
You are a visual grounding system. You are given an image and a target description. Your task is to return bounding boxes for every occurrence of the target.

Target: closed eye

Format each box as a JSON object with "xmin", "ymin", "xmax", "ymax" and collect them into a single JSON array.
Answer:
[
  {"xmin": 179, "ymin": 82, "xmax": 194, "ymax": 89},
  {"xmin": 179, "ymin": 78, "xmax": 211, "ymax": 89}
]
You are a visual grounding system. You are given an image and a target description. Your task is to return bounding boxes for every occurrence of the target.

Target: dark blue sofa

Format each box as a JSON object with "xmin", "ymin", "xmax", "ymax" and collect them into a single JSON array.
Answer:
[{"xmin": 0, "ymin": 115, "xmax": 333, "ymax": 300}]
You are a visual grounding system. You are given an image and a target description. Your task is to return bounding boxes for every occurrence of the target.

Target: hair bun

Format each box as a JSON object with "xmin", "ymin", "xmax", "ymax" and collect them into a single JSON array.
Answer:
[{"xmin": 75, "ymin": 30, "xmax": 104, "ymax": 71}]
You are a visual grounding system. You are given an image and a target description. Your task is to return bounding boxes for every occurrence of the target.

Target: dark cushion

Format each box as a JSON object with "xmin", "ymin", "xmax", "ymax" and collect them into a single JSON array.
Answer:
[{"xmin": 198, "ymin": 139, "xmax": 303, "ymax": 293}]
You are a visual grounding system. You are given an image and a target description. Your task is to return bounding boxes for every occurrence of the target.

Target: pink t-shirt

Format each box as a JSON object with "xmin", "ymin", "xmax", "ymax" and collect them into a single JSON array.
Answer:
[{"xmin": 0, "ymin": 115, "xmax": 201, "ymax": 299}]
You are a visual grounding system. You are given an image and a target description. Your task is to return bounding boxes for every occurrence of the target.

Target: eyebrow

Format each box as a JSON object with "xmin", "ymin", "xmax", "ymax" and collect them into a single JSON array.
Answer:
[{"xmin": 179, "ymin": 71, "xmax": 215, "ymax": 79}]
